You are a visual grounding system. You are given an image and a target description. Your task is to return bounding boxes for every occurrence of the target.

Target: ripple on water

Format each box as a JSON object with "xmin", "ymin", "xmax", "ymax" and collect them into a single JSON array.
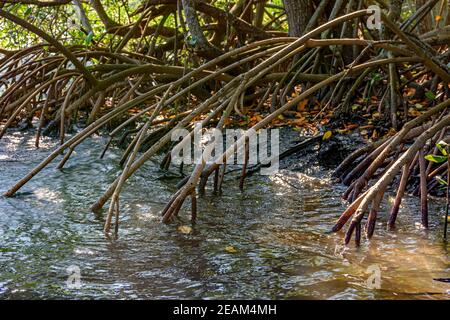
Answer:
[{"xmin": 0, "ymin": 131, "xmax": 448, "ymax": 299}]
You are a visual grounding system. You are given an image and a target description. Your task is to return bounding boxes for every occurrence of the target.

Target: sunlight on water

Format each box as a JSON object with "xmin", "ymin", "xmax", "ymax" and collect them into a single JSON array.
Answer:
[{"xmin": 0, "ymin": 132, "xmax": 448, "ymax": 299}]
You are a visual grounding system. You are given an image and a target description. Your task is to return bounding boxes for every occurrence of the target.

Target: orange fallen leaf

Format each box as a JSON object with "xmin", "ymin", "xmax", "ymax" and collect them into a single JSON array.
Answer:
[
  {"xmin": 290, "ymin": 117, "xmax": 306, "ymax": 126},
  {"xmin": 297, "ymin": 99, "xmax": 308, "ymax": 112},
  {"xmin": 408, "ymin": 108, "xmax": 422, "ymax": 117},
  {"xmin": 372, "ymin": 129, "xmax": 379, "ymax": 139}
]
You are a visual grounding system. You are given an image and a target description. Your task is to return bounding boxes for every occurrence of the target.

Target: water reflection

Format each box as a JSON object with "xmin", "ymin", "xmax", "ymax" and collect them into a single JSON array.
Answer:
[{"xmin": 0, "ymin": 132, "xmax": 448, "ymax": 299}]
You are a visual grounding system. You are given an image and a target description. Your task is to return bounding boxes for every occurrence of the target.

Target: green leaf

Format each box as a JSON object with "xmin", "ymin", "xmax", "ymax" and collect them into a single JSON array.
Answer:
[
  {"xmin": 425, "ymin": 154, "xmax": 447, "ymax": 163},
  {"xmin": 322, "ymin": 131, "xmax": 332, "ymax": 141},
  {"xmin": 436, "ymin": 141, "xmax": 448, "ymax": 156},
  {"xmin": 187, "ymin": 36, "xmax": 198, "ymax": 46},
  {"xmin": 370, "ymin": 73, "xmax": 381, "ymax": 85},
  {"xmin": 435, "ymin": 176, "xmax": 448, "ymax": 186},
  {"xmin": 24, "ymin": 7, "xmax": 32, "ymax": 16},
  {"xmin": 425, "ymin": 91, "xmax": 436, "ymax": 100},
  {"xmin": 85, "ymin": 32, "xmax": 94, "ymax": 45}
]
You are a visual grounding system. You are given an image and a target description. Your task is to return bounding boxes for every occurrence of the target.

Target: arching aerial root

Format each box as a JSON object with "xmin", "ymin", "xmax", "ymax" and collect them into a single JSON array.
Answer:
[
  {"xmin": 1, "ymin": 6, "xmax": 449, "ymax": 243},
  {"xmin": 332, "ymin": 99, "xmax": 450, "ymax": 245}
]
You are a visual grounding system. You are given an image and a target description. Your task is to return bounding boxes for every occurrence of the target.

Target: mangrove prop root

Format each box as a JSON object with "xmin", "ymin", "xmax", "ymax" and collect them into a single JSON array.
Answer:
[
  {"xmin": 334, "ymin": 107, "xmax": 450, "ymax": 246},
  {"xmin": 418, "ymin": 147, "xmax": 429, "ymax": 228},
  {"xmin": 0, "ymin": 4, "xmax": 448, "ymax": 245}
]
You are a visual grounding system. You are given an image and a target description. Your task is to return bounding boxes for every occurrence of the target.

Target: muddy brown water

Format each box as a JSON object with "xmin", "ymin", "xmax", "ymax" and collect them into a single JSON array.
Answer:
[{"xmin": 0, "ymin": 131, "xmax": 448, "ymax": 299}]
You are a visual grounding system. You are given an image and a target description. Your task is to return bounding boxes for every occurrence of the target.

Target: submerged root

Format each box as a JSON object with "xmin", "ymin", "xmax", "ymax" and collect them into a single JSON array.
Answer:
[
  {"xmin": 333, "ymin": 100, "xmax": 450, "ymax": 245},
  {"xmin": 0, "ymin": 3, "xmax": 449, "ymax": 245}
]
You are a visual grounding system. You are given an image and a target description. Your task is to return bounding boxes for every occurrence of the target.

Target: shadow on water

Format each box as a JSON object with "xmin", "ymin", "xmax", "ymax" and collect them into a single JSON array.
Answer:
[{"xmin": 0, "ymin": 131, "xmax": 448, "ymax": 299}]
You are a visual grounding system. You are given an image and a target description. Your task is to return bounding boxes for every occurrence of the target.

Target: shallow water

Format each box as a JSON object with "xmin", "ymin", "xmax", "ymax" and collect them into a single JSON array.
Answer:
[{"xmin": 0, "ymin": 131, "xmax": 448, "ymax": 299}]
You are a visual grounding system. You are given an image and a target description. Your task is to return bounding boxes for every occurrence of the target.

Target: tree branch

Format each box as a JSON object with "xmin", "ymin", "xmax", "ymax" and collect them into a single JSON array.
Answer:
[{"xmin": 0, "ymin": 8, "xmax": 97, "ymax": 85}]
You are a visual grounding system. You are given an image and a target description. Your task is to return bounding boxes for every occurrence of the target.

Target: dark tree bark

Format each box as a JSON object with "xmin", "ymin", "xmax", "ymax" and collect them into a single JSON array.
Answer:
[
  {"xmin": 89, "ymin": 0, "xmax": 119, "ymax": 29},
  {"xmin": 389, "ymin": 0, "xmax": 403, "ymax": 22},
  {"xmin": 182, "ymin": 0, "xmax": 223, "ymax": 58},
  {"xmin": 73, "ymin": 0, "xmax": 93, "ymax": 35},
  {"xmin": 282, "ymin": 0, "xmax": 315, "ymax": 37},
  {"xmin": 415, "ymin": 0, "xmax": 433, "ymax": 33}
]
